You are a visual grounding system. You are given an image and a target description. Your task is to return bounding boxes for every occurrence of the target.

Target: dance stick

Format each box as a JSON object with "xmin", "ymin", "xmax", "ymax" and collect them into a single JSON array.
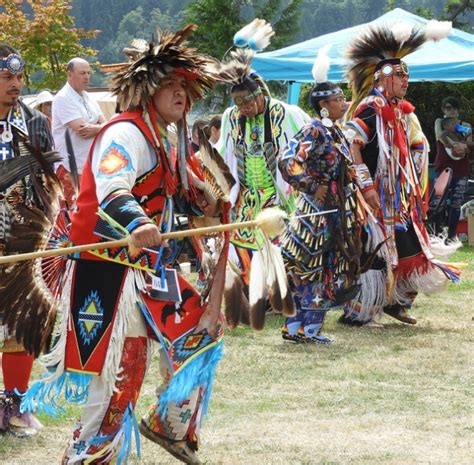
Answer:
[
  {"xmin": 0, "ymin": 208, "xmax": 288, "ymax": 265},
  {"xmin": 0, "ymin": 208, "xmax": 339, "ymax": 265}
]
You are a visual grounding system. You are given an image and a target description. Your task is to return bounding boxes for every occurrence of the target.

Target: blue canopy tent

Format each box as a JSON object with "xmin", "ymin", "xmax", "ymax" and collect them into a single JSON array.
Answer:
[{"xmin": 252, "ymin": 8, "xmax": 474, "ymax": 104}]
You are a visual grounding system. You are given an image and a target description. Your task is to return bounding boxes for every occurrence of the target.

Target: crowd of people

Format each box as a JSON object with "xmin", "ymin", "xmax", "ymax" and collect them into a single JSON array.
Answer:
[{"xmin": 0, "ymin": 17, "xmax": 469, "ymax": 465}]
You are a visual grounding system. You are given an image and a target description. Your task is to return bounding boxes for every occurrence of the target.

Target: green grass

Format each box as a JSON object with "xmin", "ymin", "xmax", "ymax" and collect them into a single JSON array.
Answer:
[{"xmin": 1, "ymin": 247, "xmax": 473, "ymax": 464}]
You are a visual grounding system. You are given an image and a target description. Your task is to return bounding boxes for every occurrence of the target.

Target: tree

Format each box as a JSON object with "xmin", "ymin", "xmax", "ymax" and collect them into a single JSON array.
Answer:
[
  {"xmin": 182, "ymin": 0, "xmax": 303, "ymax": 107},
  {"xmin": 0, "ymin": 0, "xmax": 97, "ymax": 91},
  {"xmin": 443, "ymin": 0, "xmax": 474, "ymax": 30},
  {"xmin": 98, "ymin": 6, "xmax": 178, "ymax": 65},
  {"xmin": 183, "ymin": 0, "xmax": 303, "ymax": 59}
]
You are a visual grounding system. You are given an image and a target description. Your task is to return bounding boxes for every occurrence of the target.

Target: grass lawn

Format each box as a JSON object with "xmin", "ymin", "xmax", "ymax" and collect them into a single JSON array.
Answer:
[{"xmin": 1, "ymin": 247, "xmax": 473, "ymax": 464}]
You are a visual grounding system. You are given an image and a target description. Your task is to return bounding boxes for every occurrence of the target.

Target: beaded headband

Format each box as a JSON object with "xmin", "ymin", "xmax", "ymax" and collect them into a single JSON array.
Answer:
[
  {"xmin": 311, "ymin": 87, "xmax": 343, "ymax": 98},
  {"xmin": 0, "ymin": 54, "xmax": 25, "ymax": 75}
]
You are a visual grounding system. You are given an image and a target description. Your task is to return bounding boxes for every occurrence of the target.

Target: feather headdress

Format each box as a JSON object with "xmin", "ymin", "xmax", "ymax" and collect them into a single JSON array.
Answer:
[
  {"xmin": 218, "ymin": 48, "xmax": 255, "ymax": 86},
  {"xmin": 101, "ymin": 24, "xmax": 219, "ymax": 112},
  {"xmin": 218, "ymin": 48, "xmax": 271, "ymax": 96},
  {"xmin": 346, "ymin": 21, "xmax": 451, "ymax": 116}
]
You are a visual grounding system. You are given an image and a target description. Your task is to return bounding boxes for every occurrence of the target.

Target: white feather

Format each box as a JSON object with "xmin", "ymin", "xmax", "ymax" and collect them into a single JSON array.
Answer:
[
  {"xmin": 248, "ymin": 21, "xmax": 274, "ymax": 51},
  {"xmin": 270, "ymin": 243, "xmax": 291, "ymax": 301},
  {"xmin": 248, "ymin": 249, "xmax": 267, "ymax": 307},
  {"xmin": 425, "ymin": 20, "xmax": 452, "ymax": 41},
  {"xmin": 429, "ymin": 235, "xmax": 462, "ymax": 259},
  {"xmin": 391, "ymin": 21, "xmax": 413, "ymax": 45},
  {"xmin": 233, "ymin": 18, "xmax": 261, "ymax": 48},
  {"xmin": 312, "ymin": 44, "xmax": 332, "ymax": 83}
]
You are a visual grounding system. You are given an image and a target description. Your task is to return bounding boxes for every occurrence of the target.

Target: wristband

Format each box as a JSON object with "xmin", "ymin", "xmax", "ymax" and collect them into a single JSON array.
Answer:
[{"xmin": 354, "ymin": 163, "xmax": 374, "ymax": 192}]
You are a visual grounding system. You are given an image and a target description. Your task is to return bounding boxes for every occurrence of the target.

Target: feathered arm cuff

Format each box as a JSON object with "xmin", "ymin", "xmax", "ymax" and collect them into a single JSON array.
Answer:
[{"xmin": 99, "ymin": 188, "xmax": 153, "ymax": 234}]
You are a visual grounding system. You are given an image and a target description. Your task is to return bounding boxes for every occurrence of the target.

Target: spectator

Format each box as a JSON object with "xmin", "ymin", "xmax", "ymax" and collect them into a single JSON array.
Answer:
[
  {"xmin": 52, "ymin": 57, "xmax": 105, "ymax": 205},
  {"xmin": 433, "ymin": 97, "xmax": 472, "ymax": 239},
  {"xmin": 190, "ymin": 117, "xmax": 209, "ymax": 151},
  {"xmin": 207, "ymin": 114, "xmax": 221, "ymax": 146},
  {"xmin": 32, "ymin": 90, "xmax": 54, "ymax": 123}
]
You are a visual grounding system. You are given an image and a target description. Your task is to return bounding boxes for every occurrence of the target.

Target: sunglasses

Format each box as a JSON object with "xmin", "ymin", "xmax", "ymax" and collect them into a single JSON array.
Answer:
[
  {"xmin": 232, "ymin": 87, "xmax": 262, "ymax": 107},
  {"xmin": 444, "ymin": 105, "xmax": 458, "ymax": 110},
  {"xmin": 325, "ymin": 96, "xmax": 346, "ymax": 103}
]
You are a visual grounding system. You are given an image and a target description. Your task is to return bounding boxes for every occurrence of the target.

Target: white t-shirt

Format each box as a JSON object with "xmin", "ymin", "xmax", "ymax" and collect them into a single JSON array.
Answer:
[{"xmin": 52, "ymin": 82, "xmax": 104, "ymax": 174}]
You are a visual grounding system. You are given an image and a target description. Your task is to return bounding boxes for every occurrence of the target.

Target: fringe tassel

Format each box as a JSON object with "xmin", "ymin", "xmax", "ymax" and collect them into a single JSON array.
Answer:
[
  {"xmin": 86, "ymin": 401, "xmax": 141, "ymax": 465},
  {"xmin": 346, "ymin": 269, "xmax": 387, "ymax": 322},
  {"xmin": 20, "ymin": 371, "xmax": 92, "ymax": 416},
  {"xmin": 102, "ymin": 270, "xmax": 141, "ymax": 397},
  {"xmin": 156, "ymin": 339, "xmax": 223, "ymax": 419},
  {"xmin": 429, "ymin": 235, "xmax": 462, "ymax": 259},
  {"xmin": 393, "ymin": 261, "xmax": 455, "ymax": 305}
]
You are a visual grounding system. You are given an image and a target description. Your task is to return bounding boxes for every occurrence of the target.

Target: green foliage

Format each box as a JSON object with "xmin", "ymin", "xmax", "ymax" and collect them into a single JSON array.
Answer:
[
  {"xmin": 182, "ymin": 0, "xmax": 303, "ymax": 107},
  {"xmin": 442, "ymin": 0, "xmax": 474, "ymax": 31},
  {"xmin": 0, "ymin": 0, "xmax": 97, "ymax": 91},
  {"xmin": 98, "ymin": 7, "xmax": 180, "ymax": 65}
]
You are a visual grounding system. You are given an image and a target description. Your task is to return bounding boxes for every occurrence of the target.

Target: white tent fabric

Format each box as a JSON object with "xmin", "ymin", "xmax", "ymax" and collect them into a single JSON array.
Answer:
[{"xmin": 253, "ymin": 8, "xmax": 474, "ymax": 103}]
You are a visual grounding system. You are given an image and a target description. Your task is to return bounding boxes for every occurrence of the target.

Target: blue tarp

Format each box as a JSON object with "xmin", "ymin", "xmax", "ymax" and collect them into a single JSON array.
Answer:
[{"xmin": 253, "ymin": 8, "xmax": 474, "ymax": 103}]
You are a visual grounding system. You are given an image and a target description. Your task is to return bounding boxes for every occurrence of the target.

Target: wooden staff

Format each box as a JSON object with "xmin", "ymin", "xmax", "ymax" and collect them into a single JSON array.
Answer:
[{"xmin": 0, "ymin": 208, "xmax": 288, "ymax": 265}]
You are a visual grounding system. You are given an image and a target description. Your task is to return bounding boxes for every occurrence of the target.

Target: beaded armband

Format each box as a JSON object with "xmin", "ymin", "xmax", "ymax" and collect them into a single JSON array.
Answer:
[
  {"xmin": 99, "ymin": 189, "xmax": 153, "ymax": 234},
  {"xmin": 354, "ymin": 163, "xmax": 374, "ymax": 193}
]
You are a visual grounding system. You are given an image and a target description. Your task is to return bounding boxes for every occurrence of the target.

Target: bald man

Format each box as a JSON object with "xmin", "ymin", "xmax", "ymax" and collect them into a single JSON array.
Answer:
[{"xmin": 53, "ymin": 57, "xmax": 106, "ymax": 205}]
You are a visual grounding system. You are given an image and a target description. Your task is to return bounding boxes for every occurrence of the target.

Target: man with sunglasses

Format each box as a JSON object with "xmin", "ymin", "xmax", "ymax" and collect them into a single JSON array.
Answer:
[
  {"xmin": 340, "ymin": 25, "xmax": 459, "ymax": 328},
  {"xmin": 216, "ymin": 51, "xmax": 310, "ymax": 325}
]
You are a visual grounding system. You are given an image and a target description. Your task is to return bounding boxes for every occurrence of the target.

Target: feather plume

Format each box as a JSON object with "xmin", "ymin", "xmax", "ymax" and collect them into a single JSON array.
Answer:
[
  {"xmin": 264, "ymin": 241, "xmax": 295, "ymax": 317},
  {"xmin": 425, "ymin": 20, "xmax": 452, "ymax": 41},
  {"xmin": 346, "ymin": 25, "xmax": 425, "ymax": 117},
  {"xmin": 197, "ymin": 128, "xmax": 236, "ymax": 204},
  {"xmin": 248, "ymin": 20, "xmax": 274, "ymax": 52},
  {"xmin": 217, "ymin": 48, "xmax": 254, "ymax": 86},
  {"xmin": 0, "ymin": 151, "xmax": 61, "ymax": 193},
  {"xmin": 224, "ymin": 263, "xmax": 249, "ymax": 328},
  {"xmin": 233, "ymin": 19, "xmax": 261, "ymax": 48},
  {"xmin": 391, "ymin": 22, "xmax": 413, "ymax": 46},
  {"xmin": 248, "ymin": 249, "xmax": 268, "ymax": 330},
  {"xmin": 269, "ymin": 243, "xmax": 295, "ymax": 316},
  {"xmin": 312, "ymin": 44, "xmax": 332, "ymax": 83},
  {"xmin": 99, "ymin": 63, "xmax": 129, "ymax": 73}
]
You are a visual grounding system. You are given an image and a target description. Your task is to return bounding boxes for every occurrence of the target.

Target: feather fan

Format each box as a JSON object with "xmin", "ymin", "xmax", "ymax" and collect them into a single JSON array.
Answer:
[
  {"xmin": 197, "ymin": 128, "xmax": 236, "ymax": 204},
  {"xmin": 0, "ymin": 141, "xmax": 61, "ymax": 356}
]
